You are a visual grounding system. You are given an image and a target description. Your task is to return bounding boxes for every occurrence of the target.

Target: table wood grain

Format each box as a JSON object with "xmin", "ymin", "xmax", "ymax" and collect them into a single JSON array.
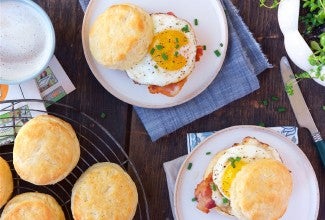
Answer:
[{"xmin": 33, "ymin": 0, "xmax": 325, "ymax": 219}]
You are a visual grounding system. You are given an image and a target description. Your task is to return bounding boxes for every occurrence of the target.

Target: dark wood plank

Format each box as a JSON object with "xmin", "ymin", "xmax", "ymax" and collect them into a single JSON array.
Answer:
[
  {"xmin": 12, "ymin": 0, "xmax": 323, "ymax": 219},
  {"xmin": 128, "ymin": 0, "xmax": 325, "ymax": 219}
]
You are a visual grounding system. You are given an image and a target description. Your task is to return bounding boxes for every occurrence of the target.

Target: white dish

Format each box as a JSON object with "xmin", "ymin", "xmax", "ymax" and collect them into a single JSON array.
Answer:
[
  {"xmin": 82, "ymin": 0, "xmax": 228, "ymax": 108},
  {"xmin": 0, "ymin": 0, "xmax": 55, "ymax": 85},
  {"xmin": 175, "ymin": 125, "xmax": 319, "ymax": 220},
  {"xmin": 278, "ymin": 0, "xmax": 325, "ymax": 87}
]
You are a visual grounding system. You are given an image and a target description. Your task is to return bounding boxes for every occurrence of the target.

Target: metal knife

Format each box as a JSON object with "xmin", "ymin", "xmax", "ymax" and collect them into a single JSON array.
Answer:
[{"xmin": 280, "ymin": 56, "xmax": 325, "ymax": 167}]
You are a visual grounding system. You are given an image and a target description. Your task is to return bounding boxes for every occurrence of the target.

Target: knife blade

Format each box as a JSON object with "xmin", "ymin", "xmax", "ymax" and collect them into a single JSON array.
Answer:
[{"xmin": 280, "ymin": 56, "xmax": 325, "ymax": 167}]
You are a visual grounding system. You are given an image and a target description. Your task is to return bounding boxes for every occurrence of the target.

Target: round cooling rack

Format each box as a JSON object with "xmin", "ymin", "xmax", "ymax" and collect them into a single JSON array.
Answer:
[{"xmin": 0, "ymin": 99, "xmax": 150, "ymax": 220}]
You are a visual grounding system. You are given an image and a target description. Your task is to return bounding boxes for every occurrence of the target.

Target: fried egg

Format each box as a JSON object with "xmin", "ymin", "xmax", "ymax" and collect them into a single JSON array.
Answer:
[
  {"xmin": 126, "ymin": 13, "xmax": 197, "ymax": 86},
  {"xmin": 212, "ymin": 138, "xmax": 281, "ymax": 200}
]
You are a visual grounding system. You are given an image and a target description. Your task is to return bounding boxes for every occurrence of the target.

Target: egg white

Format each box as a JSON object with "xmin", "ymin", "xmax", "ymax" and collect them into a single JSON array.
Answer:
[
  {"xmin": 212, "ymin": 144, "xmax": 281, "ymax": 200},
  {"xmin": 125, "ymin": 13, "xmax": 197, "ymax": 86}
]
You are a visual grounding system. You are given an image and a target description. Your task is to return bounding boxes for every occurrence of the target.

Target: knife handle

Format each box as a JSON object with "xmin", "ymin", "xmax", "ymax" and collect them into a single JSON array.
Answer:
[{"xmin": 315, "ymin": 140, "xmax": 325, "ymax": 168}]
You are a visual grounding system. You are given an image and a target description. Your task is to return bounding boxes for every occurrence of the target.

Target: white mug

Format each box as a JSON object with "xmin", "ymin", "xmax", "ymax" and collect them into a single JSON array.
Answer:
[{"xmin": 0, "ymin": 0, "xmax": 56, "ymax": 84}]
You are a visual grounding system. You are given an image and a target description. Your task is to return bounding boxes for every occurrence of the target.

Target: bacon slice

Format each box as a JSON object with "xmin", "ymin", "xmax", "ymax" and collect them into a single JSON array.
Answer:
[
  {"xmin": 194, "ymin": 173, "xmax": 216, "ymax": 213},
  {"xmin": 148, "ymin": 78, "xmax": 187, "ymax": 97},
  {"xmin": 196, "ymin": 45, "xmax": 204, "ymax": 62},
  {"xmin": 166, "ymin": 11, "xmax": 176, "ymax": 16}
]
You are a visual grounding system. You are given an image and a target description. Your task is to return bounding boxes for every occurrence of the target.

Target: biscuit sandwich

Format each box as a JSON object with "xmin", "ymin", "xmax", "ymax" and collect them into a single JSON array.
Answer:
[
  {"xmin": 89, "ymin": 4, "xmax": 201, "ymax": 97},
  {"xmin": 194, "ymin": 137, "xmax": 293, "ymax": 220}
]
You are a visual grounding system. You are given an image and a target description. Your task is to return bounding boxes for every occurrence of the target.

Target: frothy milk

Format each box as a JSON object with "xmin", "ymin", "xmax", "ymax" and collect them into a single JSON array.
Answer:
[{"xmin": 0, "ymin": 0, "xmax": 55, "ymax": 83}]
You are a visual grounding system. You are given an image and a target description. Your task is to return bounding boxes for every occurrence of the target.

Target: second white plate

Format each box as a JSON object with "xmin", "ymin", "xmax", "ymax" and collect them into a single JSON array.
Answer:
[
  {"xmin": 175, "ymin": 125, "xmax": 319, "ymax": 220},
  {"xmin": 82, "ymin": 0, "xmax": 228, "ymax": 108}
]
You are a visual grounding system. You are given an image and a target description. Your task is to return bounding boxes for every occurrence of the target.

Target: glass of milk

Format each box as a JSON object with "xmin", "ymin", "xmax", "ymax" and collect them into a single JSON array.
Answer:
[{"xmin": 0, "ymin": 0, "xmax": 55, "ymax": 84}]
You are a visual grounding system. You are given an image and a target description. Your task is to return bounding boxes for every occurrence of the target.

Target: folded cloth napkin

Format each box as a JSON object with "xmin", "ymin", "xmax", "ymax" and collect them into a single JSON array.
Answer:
[
  {"xmin": 79, "ymin": 0, "xmax": 271, "ymax": 141},
  {"xmin": 163, "ymin": 126, "xmax": 298, "ymax": 219}
]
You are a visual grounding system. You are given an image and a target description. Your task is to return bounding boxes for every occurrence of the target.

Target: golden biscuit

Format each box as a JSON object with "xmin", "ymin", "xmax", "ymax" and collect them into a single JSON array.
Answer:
[
  {"xmin": 13, "ymin": 115, "xmax": 80, "ymax": 185},
  {"xmin": 89, "ymin": 4, "xmax": 154, "ymax": 69},
  {"xmin": 0, "ymin": 156, "xmax": 13, "ymax": 208},
  {"xmin": 71, "ymin": 162, "xmax": 138, "ymax": 220},
  {"xmin": 0, "ymin": 192, "xmax": 65, "ymax": 220},
  {"xmin": 230, "ymin": 159, "xmax": 293, "ymax": 220}
]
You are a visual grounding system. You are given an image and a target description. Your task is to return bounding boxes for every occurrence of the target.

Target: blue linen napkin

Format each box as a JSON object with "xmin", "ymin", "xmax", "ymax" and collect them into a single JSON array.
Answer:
[{"xmin": 79, "ymin": 0, "xmax": 271, "ymax": 141}]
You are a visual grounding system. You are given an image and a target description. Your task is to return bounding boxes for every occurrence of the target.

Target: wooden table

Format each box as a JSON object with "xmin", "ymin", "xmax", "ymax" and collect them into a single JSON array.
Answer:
[{"xmin": 36, "ymin": 0, "xmax": 325, "ymax": 219}]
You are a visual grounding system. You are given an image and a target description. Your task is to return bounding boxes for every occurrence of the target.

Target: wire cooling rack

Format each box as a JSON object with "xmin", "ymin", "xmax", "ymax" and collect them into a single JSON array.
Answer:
[{"xmin": 0, "ymin": 99, "xmax": 150, "ymax": 220}]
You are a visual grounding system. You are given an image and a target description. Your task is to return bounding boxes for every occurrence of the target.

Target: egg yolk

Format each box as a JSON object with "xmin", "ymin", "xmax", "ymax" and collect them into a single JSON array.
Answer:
[
  {"xmin": 149, "ymin": 29, "xmax": 188, "ymax": 71},
  {"xmin": 221, "ymin": 160, "xmax": 247, "ymax": 198}
]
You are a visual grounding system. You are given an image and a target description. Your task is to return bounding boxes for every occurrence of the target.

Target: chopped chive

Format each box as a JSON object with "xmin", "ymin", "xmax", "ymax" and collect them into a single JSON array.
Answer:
[
  {"xmin": 228, "ymin": 157, "xmax": 241, "ymax": 168},
  {"xmin": 161, "ymin": 53, "xmax": 168, "ymax": 61},
  {"xmin": 260, "ymin": 99, "xmax": 268, "ymax": 106},
  {"xmin": 194, "ymin": 18, "xmax": 198, "ymax": 25},
  {"xmin": 174, "ymin": 51, "xmax": 179, "ymax": 57},
  {"xmin": 192, "ymin": 197, "xmax": 197, "ymax": 202},
  {"xmin": 277, "ymin": 107, "xmax": 287, "ymax": 112},
  {"xmin": 150, "ymin": 48, "xmax": 155, "ymax": 55},
  {"xmin": 175, "ymin": 44, "xmax": 180, "ymax": 49},
  {"xmin": 206, "ymin": 152, "xmax": 211, "ymax": 155},
  {"xmin": 220, "ymin": 43, "xmax": 224, "ymax": 47},
  {"xmin": 175, "ymin": 38, "xmax": 179, "ymax": 43},
  {"xmin": 271, "ymin": 95, "xmax": 279, "ymax": 101},
  {"xmin": 187, "ymin": 162, "xmax": 193, "ymax": 170},
  {"xmin": 210, "ymin": 183, "xmax": 217, "ymax": 191},
  {"xmin": 257, "ymin": 122, "xmax": 265, "ymax": 127},
  {"xmin": 322, "ymin": 106, "xmax": 325, "ymax": 111},
  {"xmin": 154, "ymin": 65, "xmax": 158, "ymax": 69},
  {"xmin": 222, "ymin": 197, "xmax": 229, "ymax": 204},
  {"xmin": 181, "ymin": 24, "xmax": 189, "ymax": 33},
  {"xmin": 203, "ymin": 45, "xmax": 206, "ymax": 50},
  {"xmin": 214, "ymin": 49, "xmax": 221, "ymax": 57},
  {"xmin": 100, "ymin": 112, "xmax": 106, "ymax": 119},
  {"xmin": 155, "ymin": 45, "xmax": 164, "ymax": 50}
]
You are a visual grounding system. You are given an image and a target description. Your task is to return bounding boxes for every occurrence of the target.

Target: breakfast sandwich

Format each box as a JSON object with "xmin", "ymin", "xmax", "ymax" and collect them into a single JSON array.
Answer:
[
  {"xmin": 194, "ymin": 137, "xmax": 293, "ymax": 220},
  {"xmin": 126, "ymin": 13, "xmax": 198, "ymax": 97},
  {"xmin": 89, "ymin": 4, "xmax": 202, "ymax": 97}
]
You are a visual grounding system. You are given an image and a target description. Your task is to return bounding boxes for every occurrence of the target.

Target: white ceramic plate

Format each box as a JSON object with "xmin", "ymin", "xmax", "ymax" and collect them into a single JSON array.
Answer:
[
  {"xmin": 82, "ymin": 0, "xmax": 228, "ymax": 108},
  {"xmin": 278, "ymin": 0, "xmax": 325, "ymax": 87},
  {"xmin": 175, "ymin": 125, "xmax": 319, "ymax": 220}
]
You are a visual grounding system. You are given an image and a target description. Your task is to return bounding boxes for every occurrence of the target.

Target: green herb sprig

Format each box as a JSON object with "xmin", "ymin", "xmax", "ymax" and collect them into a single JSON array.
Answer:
[
  {"xmin": 228, "ymin": 157, "xmax": 241, "ymax": 168},
  {"xmin": 259, "ymin": 0, "xmax": 281, "ymax": 8},
  {"xmin": 259, "ymin": 0, "xmax": 325, "ymax": 95},
  {"xmin": 300, "ymin": 0, "xmax": 325, "ymax": 34}
]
